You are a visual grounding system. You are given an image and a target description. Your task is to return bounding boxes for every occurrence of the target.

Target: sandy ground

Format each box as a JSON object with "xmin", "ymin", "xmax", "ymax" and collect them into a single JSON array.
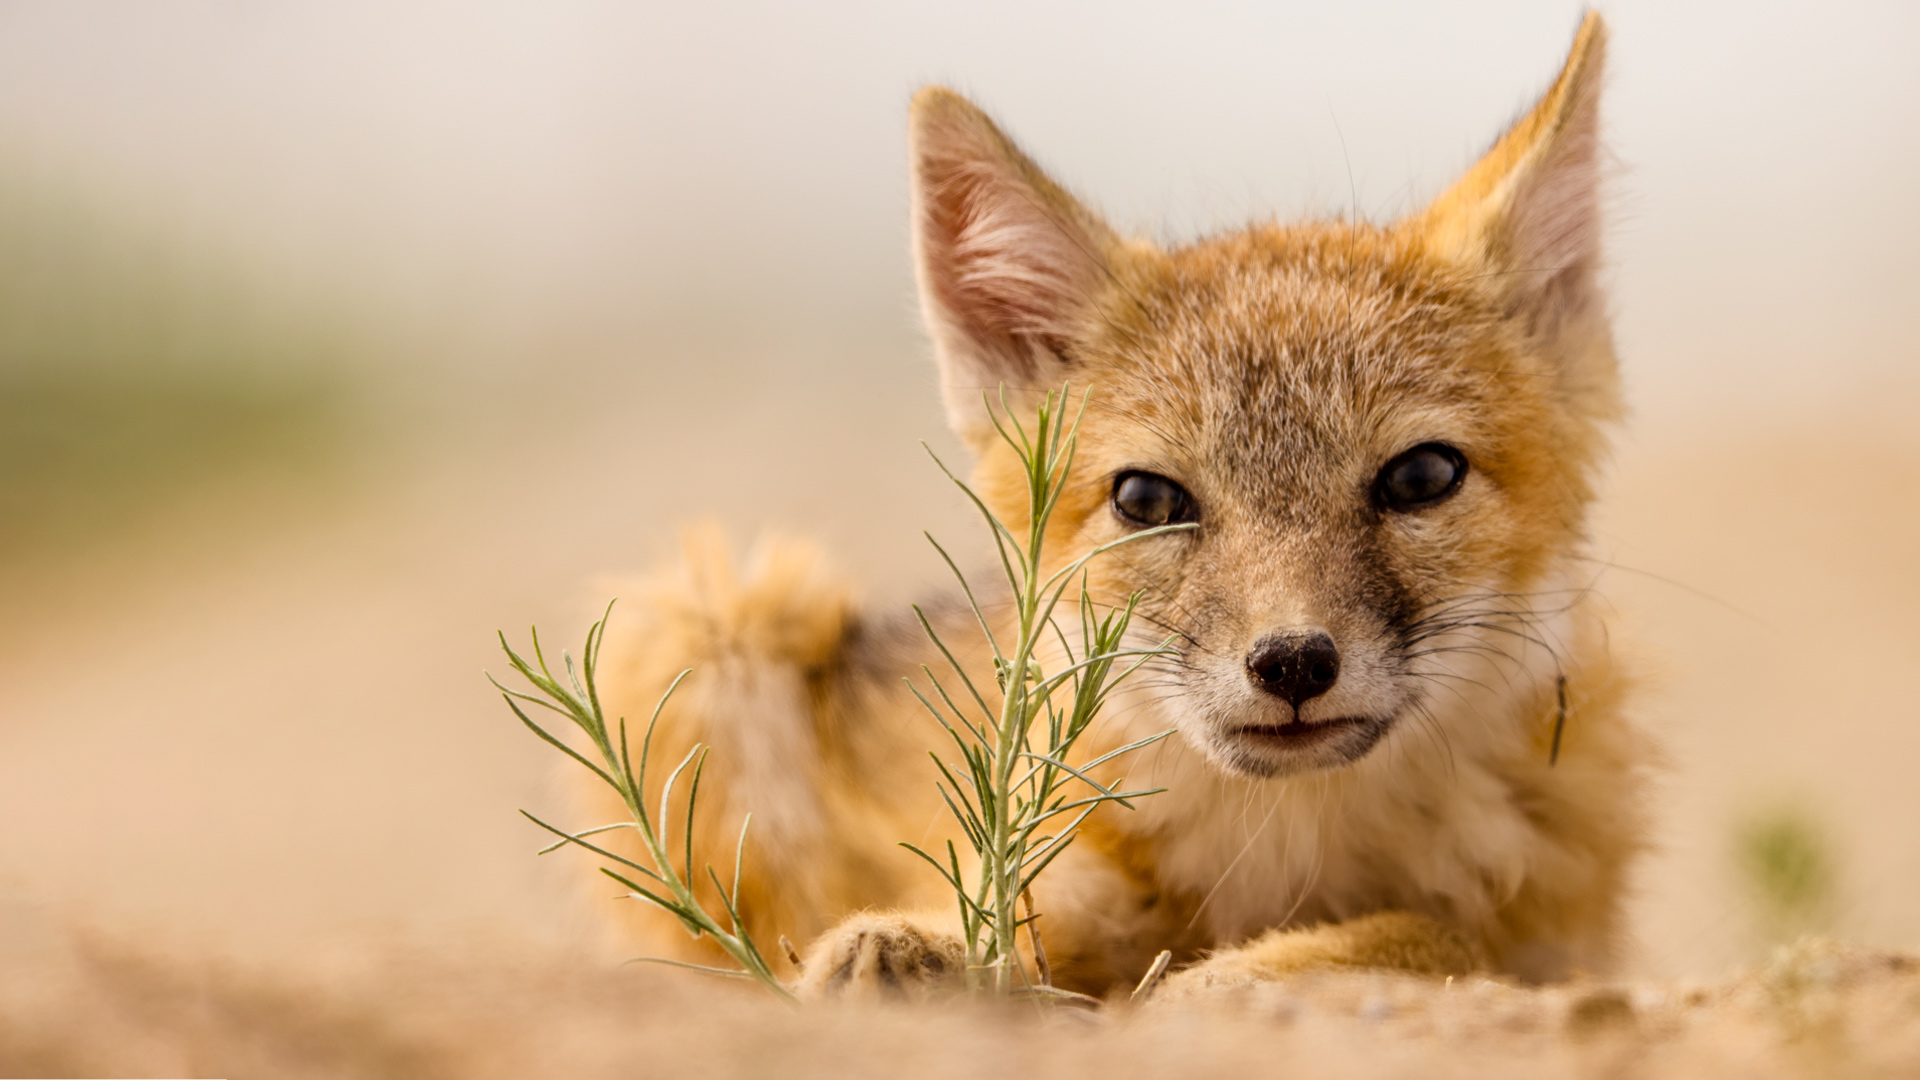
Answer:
[
  {"xmin": 3, "ymin": 897, "xmax": 1917, "ymax": 1078},
  {"xmin": 1, "ymin": 359, "xmax": 1918, "ymax": 1072}
]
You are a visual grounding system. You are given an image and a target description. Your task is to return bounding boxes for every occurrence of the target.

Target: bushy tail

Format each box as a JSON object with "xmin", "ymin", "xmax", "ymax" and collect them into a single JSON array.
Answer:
[{"xmin": 579, "ymin": 524, "xmax": 858, "ymax": 971}]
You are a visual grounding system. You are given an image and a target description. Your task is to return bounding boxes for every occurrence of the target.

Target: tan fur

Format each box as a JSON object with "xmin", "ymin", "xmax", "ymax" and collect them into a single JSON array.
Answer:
[
  {"xmin": 1158, "ymin": 911, "xmax": 1486, "ymax": 1000},
  {"xmin": 581, "ymin": 12, "xmax": 1651, "ymax": 999},
  {"xmin": 793, "ymin": 912, "xmax": 968, "ymax": 1002}
]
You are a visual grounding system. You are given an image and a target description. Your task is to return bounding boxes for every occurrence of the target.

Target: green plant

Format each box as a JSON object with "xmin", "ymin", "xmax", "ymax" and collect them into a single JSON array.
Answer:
[
  {"xmin": 493, "ymin": 386, "xmax": 1188, "ymax": 1003},
  {"xmin": 1734, "ymin": 801, "xmax": 1837, "ymax": 946},
  {"xmin": 0, "ymin": 174, "xmax": 360, "ymax": 560},
  {"xmin": 902, "ymin": 387, "xmax": 1193, "ymax": 997},
  {"xmin": 491, "ymin": 615, "xmax": 794, "ymax": 1002}
]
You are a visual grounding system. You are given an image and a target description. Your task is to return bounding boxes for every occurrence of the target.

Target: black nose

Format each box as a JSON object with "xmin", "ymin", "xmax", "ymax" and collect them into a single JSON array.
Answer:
[{"xmin": 1246, "ymin": 632, "xmax": 1341, "ymax": 708}]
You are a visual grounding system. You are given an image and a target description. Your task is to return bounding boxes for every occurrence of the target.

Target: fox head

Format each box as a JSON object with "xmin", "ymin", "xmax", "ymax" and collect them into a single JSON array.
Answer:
[{"xmin": 910, "ymin": 16, "xmax": 1617, "ymax": 779}]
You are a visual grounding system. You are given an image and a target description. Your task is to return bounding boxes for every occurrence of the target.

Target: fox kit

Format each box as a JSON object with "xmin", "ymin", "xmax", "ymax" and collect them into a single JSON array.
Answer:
[{"xmin": 588, "ymin": 12, "xmax": 1649, "ymax": 998}]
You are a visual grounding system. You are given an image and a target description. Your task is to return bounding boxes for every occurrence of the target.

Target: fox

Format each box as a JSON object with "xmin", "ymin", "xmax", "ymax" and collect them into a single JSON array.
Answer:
[{"xmin": 584, "ymin": 11, "xmax": 1650, "ymax": 1000}]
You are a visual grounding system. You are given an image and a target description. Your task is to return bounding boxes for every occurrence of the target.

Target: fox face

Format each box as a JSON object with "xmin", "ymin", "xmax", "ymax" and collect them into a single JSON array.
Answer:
[
  {"xmin": 1048, "ymin": 239, "xmax": 1591, "ymax": 779},
  {"xmin": 911, "ymin": 22, "xmax": 1616, "ymax": 779}
]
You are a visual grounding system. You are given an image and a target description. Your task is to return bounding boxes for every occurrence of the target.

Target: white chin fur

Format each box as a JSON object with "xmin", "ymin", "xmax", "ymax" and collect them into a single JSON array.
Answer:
[{"xmin": 1101, "ymin": 568, "xmax": 1581, "ymax": 948}]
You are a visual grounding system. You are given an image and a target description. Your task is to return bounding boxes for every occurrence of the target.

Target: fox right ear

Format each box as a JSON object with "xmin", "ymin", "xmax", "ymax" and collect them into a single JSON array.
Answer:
[
  {"xmin": 1412, "ymin": 13, "xmax": 1615, "ymax": 407},
  {"xmin": 909, "ymin": 88, "xmax": 1120, "ymax": 450}
]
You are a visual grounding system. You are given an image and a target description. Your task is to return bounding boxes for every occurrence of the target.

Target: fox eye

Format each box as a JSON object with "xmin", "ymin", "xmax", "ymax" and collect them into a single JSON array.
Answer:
[
  {"xmin": 1112, "ymin": 471, "xmax": 1197, "ymax": 528},
  {"xmin": 1376, "ymin": 443, "xmax": 1467, "ymax": 511}
]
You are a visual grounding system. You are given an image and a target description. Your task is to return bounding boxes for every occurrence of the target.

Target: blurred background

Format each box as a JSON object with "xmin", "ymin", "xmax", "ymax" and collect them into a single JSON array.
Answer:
[{"xmin": 0, "ymin": 0, "xmax": 1913, "ymax": 980}]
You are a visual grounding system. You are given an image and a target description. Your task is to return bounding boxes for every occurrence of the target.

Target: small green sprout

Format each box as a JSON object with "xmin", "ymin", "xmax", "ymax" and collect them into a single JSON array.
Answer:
[{"xmin": 491, "ymin": 612, "xmax": 794, "ymax": 1003}]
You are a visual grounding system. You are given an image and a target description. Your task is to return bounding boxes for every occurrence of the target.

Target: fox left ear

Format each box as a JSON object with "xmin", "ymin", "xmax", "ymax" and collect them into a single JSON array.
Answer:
[
  {"xmin": 908, "ymin": 87, "xmax": 1123, "ymax": 451},
  {"xmin": 1413, "ymin": 13, "xmax": 1614, "ymax": 395}
]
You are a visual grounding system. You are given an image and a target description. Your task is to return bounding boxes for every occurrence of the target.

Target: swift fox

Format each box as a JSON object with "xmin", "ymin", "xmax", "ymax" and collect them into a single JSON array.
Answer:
[{"xmin": 587, "ymin": 12, "xmax": 1649, "ymax": 998}]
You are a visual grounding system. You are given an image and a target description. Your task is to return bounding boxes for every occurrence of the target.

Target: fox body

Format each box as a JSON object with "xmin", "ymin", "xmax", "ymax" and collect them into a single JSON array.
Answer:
[{"xmin": 587, "ymin": 13, "xmax": 1649, "ymax": 997}]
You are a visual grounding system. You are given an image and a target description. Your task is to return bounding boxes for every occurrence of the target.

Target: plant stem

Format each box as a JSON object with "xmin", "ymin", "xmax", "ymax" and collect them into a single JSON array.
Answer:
[{"xmin": 904, "ymin": 385, "xmax": 1192, "ymax": 998}]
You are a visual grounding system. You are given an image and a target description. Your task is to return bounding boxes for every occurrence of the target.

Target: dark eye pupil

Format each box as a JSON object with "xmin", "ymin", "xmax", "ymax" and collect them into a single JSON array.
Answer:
[
  {"xmin": 1113, "ymin": 472, "xmax": 1192, "ymax": 527},
  {"xmin": 1379, "ymin": 444, "xmax": 1466, "ymax": 510}
]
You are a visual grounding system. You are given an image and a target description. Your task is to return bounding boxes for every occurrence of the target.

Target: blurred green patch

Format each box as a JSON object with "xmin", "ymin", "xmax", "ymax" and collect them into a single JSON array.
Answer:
[
  {"xmin": 0, "ymin": 166, "xmax": 364, "ymax": 560},
  {"xmin": 1734, "ymin": 800, "xmax": 1838, "ymax": 946},
  {"xmin": 0, "ymin": 370, "xmax": 345, "ymax": 554}
]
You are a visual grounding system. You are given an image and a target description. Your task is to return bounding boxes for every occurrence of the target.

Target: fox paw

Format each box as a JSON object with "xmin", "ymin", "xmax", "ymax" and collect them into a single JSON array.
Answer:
[{"xmin": 795, "ymin": 913, "xmax": 965, "ymax": 1002}]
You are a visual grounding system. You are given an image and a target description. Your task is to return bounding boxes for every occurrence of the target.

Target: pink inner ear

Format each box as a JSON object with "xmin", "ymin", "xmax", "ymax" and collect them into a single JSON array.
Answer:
[
  {"xmin": 1499, "ymin": 84, "xmax": 1607, "ymax": 349},
  {"xmin": 914, "ymin": 115, "xmax": 1107, "ymax": 386},
  {"xmin": 1504, "ymin": 104, "xmax": 1602, "ymax": 286},
  {"xmin": 935, "ymin": 161, "xmax": 1096, "ymax": 343}
]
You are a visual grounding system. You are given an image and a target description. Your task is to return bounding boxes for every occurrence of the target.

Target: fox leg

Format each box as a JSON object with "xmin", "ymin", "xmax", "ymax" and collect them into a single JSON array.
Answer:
[
  {"xmin": 796, "ymin": 837, "xmax": 1189, "ymax": 1000},
  {"xmin": 1154, "ymin": 912, "xmax": 1485, "ymax": 1000}
]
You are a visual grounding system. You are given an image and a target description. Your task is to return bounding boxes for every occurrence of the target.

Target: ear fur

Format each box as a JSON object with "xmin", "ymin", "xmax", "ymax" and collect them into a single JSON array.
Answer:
[
  {"xmin": 908, "ymin": 87, "xmax": 1119, "ymax": 449},
  {"xmin": 1414, "ymin": 12, "xmax": 1615, "ymax": 404}
]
